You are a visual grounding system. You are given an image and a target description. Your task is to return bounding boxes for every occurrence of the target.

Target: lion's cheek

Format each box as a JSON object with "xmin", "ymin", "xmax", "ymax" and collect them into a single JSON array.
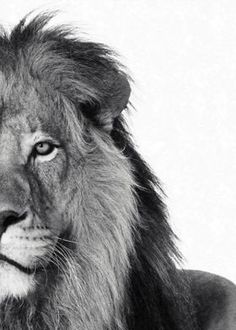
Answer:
[{"xmin": 30, "ymin": 162, "xmax": 69, "ymax": 234}]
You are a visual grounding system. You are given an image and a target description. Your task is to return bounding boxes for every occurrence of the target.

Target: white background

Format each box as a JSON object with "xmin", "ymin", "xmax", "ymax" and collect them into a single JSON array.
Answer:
[{"xmin": 1, "ymin": 1, "xmax": 235, "ymax": 283}]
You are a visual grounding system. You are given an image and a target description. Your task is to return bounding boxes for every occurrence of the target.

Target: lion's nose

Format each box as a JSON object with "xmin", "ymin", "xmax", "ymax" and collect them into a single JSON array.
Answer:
[{"xmin": 0, "ymin": 209, "xmax": 27, "ymax": 236}]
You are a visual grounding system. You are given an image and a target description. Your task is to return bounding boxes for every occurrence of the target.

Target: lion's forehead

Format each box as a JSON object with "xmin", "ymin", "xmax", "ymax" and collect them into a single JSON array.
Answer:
[{"xmin": 0, "ymin": 73, "xmax": 65, "ymax": 145}]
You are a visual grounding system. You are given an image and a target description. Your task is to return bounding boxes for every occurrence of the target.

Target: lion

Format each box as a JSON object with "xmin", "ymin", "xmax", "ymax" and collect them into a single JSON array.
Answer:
[{"xmin": 0, "ymin": 13, "xmax": 234, "ymax": 330}]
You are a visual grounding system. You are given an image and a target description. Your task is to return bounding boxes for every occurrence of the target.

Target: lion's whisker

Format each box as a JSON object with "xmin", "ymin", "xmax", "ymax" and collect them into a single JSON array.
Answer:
[{"xmin": 55, "ymin": 237, "xmax": 79, "ymax": 245}]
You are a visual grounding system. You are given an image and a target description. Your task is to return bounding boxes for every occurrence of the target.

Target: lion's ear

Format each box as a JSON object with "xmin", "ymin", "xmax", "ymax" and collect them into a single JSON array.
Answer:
[{"xmin": 80, "ymin": 70, "xmax": 131, "ymax": 132}]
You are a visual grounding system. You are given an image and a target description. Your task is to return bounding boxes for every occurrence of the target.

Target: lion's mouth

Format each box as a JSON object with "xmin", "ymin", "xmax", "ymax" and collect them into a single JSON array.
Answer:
[{"xmin": 0, "ymin": 254, "xmax": 34, "ymax": 275}]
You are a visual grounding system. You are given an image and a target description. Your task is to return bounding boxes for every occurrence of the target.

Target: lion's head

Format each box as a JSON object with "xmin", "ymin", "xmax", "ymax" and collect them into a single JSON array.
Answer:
[{"xmin": 0, "ymin": 14, "xmax": 196, "ymax": 330}]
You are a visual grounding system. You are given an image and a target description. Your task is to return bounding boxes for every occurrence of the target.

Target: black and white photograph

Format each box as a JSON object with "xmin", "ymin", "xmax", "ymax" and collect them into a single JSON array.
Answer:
[{"xmin": 0, "ymin": 1, "xmax": 235, "ymax": 329}]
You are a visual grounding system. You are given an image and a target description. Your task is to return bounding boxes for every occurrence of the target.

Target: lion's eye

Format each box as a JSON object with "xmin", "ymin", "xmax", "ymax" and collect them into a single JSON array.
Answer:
[{"xmin": 34, "ymin": 142, "xmax": 55, "ymax": 156}]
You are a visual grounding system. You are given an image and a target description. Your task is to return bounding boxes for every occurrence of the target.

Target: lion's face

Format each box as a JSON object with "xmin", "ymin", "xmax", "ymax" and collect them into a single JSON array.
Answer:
[
  {"xmin": 0, "ymin": 77, "xmax": 75, "ymax": 299},
  {"xmin": 0, "ymin": 17, "xmax": 136, "ymax": 329}
]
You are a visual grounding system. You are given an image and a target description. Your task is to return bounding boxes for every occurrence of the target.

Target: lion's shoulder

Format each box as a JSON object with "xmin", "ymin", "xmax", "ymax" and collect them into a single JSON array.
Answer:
[{"xmin": 184, "ymin": 270, "xmax": 236, "ymax": 330}]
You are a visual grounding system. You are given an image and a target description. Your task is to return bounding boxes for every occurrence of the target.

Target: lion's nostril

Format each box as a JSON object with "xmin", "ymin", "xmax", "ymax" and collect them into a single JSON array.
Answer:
[
  {"xmin": 4, "ymin": 212, "xmax": 20, "ymax": 226},
  {"xmin": 0, "ymin": 210, "xmax": 27, "ymax": 236}
]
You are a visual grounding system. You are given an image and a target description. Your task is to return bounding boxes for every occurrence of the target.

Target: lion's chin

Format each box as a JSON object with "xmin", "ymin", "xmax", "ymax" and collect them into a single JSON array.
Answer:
[{"xmin": 0, "ymin": 261, "xmax": 35, "ymax": 302}]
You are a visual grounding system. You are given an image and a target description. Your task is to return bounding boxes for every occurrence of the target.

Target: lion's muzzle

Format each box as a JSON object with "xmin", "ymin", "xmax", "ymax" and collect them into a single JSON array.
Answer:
[
  {"xmin": 0, "ymin": 168, "xmax": 56, "ymax": 285},
  {"xmin": 0, "ymin": 209, "xmax": 28, "ymax": 237}
]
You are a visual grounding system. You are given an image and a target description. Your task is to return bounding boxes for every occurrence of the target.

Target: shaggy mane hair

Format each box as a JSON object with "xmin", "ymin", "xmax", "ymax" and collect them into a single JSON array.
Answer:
[{"xmin": 0, "ymin": 14, "xmax": 199, "ymax": 330}]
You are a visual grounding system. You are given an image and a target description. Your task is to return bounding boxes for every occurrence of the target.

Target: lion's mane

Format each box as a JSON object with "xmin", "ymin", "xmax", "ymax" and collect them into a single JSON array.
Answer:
[{"xmin": 0, "ymin": 14, "xmax": 198, "ymax": 330}]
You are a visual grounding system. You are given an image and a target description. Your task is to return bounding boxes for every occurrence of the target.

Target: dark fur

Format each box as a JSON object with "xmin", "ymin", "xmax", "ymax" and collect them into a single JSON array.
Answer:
[{"xmin": 111, "ymin": 118, "xmax": 199, "ymax": 330}]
